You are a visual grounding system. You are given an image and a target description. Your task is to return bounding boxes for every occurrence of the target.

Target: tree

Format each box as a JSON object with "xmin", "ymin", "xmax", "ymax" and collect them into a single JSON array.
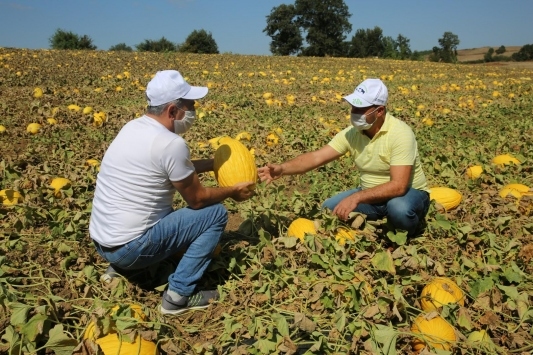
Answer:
[
  {"xmin": 49, "ymin": 29, "xmax": 96, "ymax": 50},
  {"xmin": 381, "ymin": 36, "xmax": 398, "ymax": 59},
  {"xmin": 484, "ymin": 47, "xmax": 494, "ymax": 62},
  {"xmin": 396, "ymin": 34, "xmax": 412, "ymax": 60},
  {"xmin": 264, "ymin": 4, "xmax": 302, "ymax": 56},
  {"xmin": 136, "ymin": 37, "xmax": 176, "ymax": 52},
  {"xmin": 437, "ymin": 31, "xmax": 460, "ymax": 63},
  {"xmin": 495, "ymin": 45, "xmax": 506, "ymax": 55},
  {"xmin": 347, "ymin": 26, "xmax": 384, "ymax": 58},
  {"xmin": 511, "ymin": 44, "xmax": 533, "ymax": 61},
  {"xmin": 178, "ymin": 29, "xmax": 219, "ymax": 54},
  {"xmin": 347, "ymin": 29, "xmax": 368, "ymax": 58},
  {"xmin": 109, "ymin": 43, "xmax": 133, "ymax": 52},
  {"xmin": 295, "ymin": 0, "xmax": 352, "ymax": 57},
  {"xmin": 264, "ymin": 0, "xmax": 351, "ymax": 57}
]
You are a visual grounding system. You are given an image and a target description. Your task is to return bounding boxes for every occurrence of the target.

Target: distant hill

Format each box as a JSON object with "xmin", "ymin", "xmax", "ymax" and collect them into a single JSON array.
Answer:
[{"xmin": 456, "ymin": 46, "xmax": 522, "ymax": 62}]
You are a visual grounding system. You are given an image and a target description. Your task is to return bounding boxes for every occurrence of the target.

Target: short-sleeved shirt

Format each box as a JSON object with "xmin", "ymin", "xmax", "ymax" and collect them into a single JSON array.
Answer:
[
  {"xmin": 328, "ymin": 113, "xmax": 428, "ymax": 192},
  {"xmin": 89, "ymin": 115, "xmax": 195, "ymax": 247}
]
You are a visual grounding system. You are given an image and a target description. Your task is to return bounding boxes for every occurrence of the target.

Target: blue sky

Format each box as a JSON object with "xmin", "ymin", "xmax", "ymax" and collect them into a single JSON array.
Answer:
[{"xmin": 1, "ymin": 0, "xmax": 531, "ymax": 55}]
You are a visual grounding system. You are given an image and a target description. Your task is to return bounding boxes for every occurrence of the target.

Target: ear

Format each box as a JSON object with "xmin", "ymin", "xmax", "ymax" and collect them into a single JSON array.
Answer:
[{"xmin": 166, "ymin": 103, "xmax": 176, "ymax": 118}]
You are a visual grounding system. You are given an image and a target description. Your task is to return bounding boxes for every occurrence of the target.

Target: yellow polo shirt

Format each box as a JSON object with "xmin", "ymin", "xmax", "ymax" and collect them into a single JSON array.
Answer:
[{"xmin": 328, "ymin": 113, "xmax": 429, "ymax": 192}]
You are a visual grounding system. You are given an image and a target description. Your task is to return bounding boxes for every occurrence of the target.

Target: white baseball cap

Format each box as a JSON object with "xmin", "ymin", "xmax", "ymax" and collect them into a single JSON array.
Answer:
[
  {"xmin": 146, "ymin": 70, "xmax": 208, "ymax": 106},
  {"xmin": 343, "ymin": 78, "xmax": 388, "ymax": 107}
]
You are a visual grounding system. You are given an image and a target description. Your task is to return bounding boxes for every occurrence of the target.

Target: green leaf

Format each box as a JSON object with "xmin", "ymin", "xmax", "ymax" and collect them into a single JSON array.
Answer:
[
  {"xmin": 435, "ymin": 213, "xmax": 451, "ymax": 230},
  {"xmin": 9, "ymin": 302, "xmax": 31, "ymax": 326},
  {"xmin": 279, "ymin": 236, "xmax": 298, "ymax": 248},
  {"xmin": 373, "ymin": 324, "xmax": 397, "ymax": 355},
  {"xmin": 516, "ymin": 292, "xmax": 529, "ymax": 320},
  {"xmin": 496, "ymin": 284, "xmax": 519, "ymax": 300},
  {"xmin": 42, "ymin": 324, "xmax": 77, "ymax": 355},
  {"xmin": 469, "ymin": 277, "xmax": 494, "ymax": 298},
  {"xmin": 334, "ymin": 310, "xmax": 346, "ymax": 333},
  {"xmin": 456, "ymin": 307, "xmax": 472, "ymax": 331},
  {"xmin": 21, "ymin": 313, "xmax": 50, "ymax": 342},
  {"xmin": 310, "ymin": 253, "xmax": 329, "ymax": 269},
  {"xmin": 371, "ymin": 250, "xmax": 396, "ymax": 275},
  {"xmin": 254, "ymin": 339, "xmax": 277, "ymax": 353},
  {"xmin": 1, "ymin": 325, "xmax": 21, "ymax": 351},
  {"xmin": 386, "ymin": 230, "xmax": 407, "ymax": 245},
  {"xmin": 57, "ymin": 242, "xmax": 71, "ymax": 254},
  {"xmin": 502, "ymin": 267, "xmax": 522, "ymax": 283},
  {"xmin": 273, "ymin": 314, "xmax": 290, "ymax": 337}
]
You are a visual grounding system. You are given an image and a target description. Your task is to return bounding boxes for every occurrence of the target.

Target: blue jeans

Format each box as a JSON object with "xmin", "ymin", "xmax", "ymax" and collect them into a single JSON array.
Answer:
[
  {"xmin": 94, "ymin": 203, "xmax": 228, "ymax": 296},
  {"xmin": 322, "ymin": 187, "xmax": 430, "ymax": 236}
]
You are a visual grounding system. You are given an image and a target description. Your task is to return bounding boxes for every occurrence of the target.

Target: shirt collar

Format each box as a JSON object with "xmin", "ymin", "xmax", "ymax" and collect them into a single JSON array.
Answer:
[{"xmin": 379, "ymin": 112, "xmax": 393, "ymax": 133}]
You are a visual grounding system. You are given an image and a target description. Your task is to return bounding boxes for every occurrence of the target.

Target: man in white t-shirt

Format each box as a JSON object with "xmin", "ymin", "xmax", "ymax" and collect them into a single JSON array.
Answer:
[{"xmin": 89, "ymin": 70, "xmax": 255, "ymax": 315}]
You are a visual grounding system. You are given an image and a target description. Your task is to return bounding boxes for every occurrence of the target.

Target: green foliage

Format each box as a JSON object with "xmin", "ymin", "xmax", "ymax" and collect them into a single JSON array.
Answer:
[
  {"xmin": 348, "ymin": 26, "xmax": 384, "ymax": 58},
  {"xmin": 511, "ymin": 44, "xmax": 533, "ymax": 61},
  {"xmin": 495, "ymin": 45, "xmax": 506, "ymax": 55},
  {"xmin": 436, "ymin": 31, "xmax": 460, "ymax": 63},
  {"xmin": 347, "ymin": 28, "xmax": 413, "ymax": 60},
  {"xmin": 484, "ymin": 47, "xmax": 495, "ymax": 62},
  {"xmin": 178, "ymin": 29, "xmax": 219, "ymax": 54},
  {"xmin": 109, "ymin": 43, "xmax": 133, "ymax": 52},
  {"xmin": 264, "ymin": 0, "xmax": 351, "ymax": 57},
  {"xmin": 263, "ymin": 4, "xmax": 302, "ymax": 56},
  {"xmin": 396, "ymin": 34, "xmax": 412, "ymax": 60},
  {"xmin": 49, "ymin": 29, "xmax": 96, "ymax": 50},
  {"xmin": 295, "ymin": 0, "xmax": 352, "ymax": 57},
  {"xmin": 135, "ymin": 37, "xmax": 176, "ymax": 52}
]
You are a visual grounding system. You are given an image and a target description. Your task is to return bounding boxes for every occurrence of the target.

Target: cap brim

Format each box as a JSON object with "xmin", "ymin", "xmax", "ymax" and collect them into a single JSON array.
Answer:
[
  {"xmin": 182, "ymin": 86, "xmax": 208, "ymax": 100},
  {"xmin": 343, "ymin": 93, "xmax": 373, "ymax": 107}
]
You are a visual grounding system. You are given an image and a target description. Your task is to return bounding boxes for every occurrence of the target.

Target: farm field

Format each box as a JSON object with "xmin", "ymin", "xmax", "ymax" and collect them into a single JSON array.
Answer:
[
  {"xmin": 456, "ymin": 46, "xmax": 522, "ymax": 62},
  {"xmin": 0, "ymin": 48, "xmax": 532, "ymax": 354}
]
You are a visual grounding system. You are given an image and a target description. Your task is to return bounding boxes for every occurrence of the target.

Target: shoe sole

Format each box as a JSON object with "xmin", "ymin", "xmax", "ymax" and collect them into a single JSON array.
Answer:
[{"xmin": 160, "ymin": 304, "xmax": 210, "ymax": 315}]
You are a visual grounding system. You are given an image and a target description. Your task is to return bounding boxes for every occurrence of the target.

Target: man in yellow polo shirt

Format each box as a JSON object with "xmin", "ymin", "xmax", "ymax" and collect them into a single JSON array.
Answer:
[{"xmin": 258, "ymin": 78, "xmax": 430, "ymax": 236}]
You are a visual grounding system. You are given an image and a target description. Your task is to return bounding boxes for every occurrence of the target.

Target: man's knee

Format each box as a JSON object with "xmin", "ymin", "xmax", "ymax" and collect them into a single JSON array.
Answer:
[
  {"xmin": 322, "ymin": 199, "xmax": 336, "ymax": 211},
  {"xmin": 387, "ymin": 198, "xmax": 414, "ymax": 218},
  {"xmin": 210, "ymin": 203, "xmax": 228, "ymax": 225}
]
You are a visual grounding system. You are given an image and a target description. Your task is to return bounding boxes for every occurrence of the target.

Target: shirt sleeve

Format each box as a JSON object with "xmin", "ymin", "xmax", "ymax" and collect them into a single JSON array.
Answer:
[
  {"xmin": 389, "ymin": 129, "xmax": 417, "ymax": 166},
  {"xmin": 160, "ymin": 137, "xmax": 195, "ymax": 182},
  {"xmin": 327, "ymin": 126, "xmax": 354, "ymax": 155}
]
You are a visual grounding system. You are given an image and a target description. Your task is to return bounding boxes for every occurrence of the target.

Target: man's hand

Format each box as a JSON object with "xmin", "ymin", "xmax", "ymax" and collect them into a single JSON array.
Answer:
[
  {"xmin": 333, "ymin": 194, "xmax": 360, "ymax": 221},
  {"xmin": 258, "ymin": 163, "xmax": 283, "ymax": 184},
  {"xmin": 231, "ymin": 181, "xmax": 256, "ymax": 202}
]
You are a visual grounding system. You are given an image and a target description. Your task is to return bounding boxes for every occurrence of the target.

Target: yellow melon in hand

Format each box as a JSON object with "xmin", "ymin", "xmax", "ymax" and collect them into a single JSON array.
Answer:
[{"xmin": 214, "ymin": 137, "xmax": 257, "ymax": 189}]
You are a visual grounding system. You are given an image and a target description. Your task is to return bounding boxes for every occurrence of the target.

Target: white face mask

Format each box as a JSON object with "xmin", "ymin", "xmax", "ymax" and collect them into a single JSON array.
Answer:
[
  {"xmin": 174, "ymin": 110, "xmax": 196, "ymax": 134},
  {"xmin": 350, "ymin": 107, "xmax": 379, "ymax": 131}
]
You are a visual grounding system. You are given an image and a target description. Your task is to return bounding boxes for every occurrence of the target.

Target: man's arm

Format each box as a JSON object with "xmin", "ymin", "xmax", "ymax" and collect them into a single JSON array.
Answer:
[
  {"xmin": 172, "ymin": 172, "xmax": 254, "ymax": 209},
  {"xmin": 192, "ymin": 159, "xmax": 214, "ymax": 174},
  {"xmin": 332, "ymin": 165, "xmax": 412, "ymax": 220},
  {"xmin": 258, "ymin": 145, "xmax": 343, "ymax": 183}
]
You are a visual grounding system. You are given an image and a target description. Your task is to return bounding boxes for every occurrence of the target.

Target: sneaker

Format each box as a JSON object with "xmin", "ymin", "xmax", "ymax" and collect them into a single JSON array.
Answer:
[
  {"xmin": 100, "ymin": 265, "xmax": 146, "ymax": 284},
  {"xmin": 160, "ymin": 289, "xmax": 219, "ymax": 315},
  {"xmin": 100, "ymin": 265, "xmax": 120, "ymax": 284}
]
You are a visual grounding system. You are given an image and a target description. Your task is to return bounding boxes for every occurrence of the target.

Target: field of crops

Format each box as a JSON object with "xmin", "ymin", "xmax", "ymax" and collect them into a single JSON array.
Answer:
[{"xmin": 0, "ymin": 48, "xmax": 532, "ymax": 354}]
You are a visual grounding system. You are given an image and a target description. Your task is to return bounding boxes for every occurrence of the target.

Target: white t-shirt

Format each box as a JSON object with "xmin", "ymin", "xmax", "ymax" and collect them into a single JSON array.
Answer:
[{"xmin": 89, "ymin": 115, "xmax": 195, "ymax": 247}]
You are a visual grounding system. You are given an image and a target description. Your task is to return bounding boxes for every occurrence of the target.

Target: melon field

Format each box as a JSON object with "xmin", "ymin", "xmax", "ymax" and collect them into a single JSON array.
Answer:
[{"xmin": 0, "ymin": 48, "xmax": 532, "ymax": 355}]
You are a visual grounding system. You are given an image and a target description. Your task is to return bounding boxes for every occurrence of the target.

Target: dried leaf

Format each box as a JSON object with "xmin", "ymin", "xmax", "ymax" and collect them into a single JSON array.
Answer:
[{"xmin": 293, "ymin": 313, "xmax": 316, "ymax": 332}]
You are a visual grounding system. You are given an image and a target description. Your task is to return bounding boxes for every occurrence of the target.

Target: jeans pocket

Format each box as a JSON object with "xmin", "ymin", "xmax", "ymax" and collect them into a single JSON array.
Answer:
[{"xmin": 100, "ymin": 243, "xmax": 141, "ymax": 268}]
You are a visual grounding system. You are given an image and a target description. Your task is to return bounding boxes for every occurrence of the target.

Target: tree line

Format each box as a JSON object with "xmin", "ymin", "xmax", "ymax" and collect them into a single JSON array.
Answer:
[
  {"xmin": 264, "ymin": 0, "xmax": 533, "ymax": 63},
  {"xmin": 49, "ymin": 28, "xmax": 219, "ymax": 54},
  {"xmin": 263, "ymin": 0, "xmax": 458, "ymax": 61},
  {"xmin": 48, "ymin": 0, "xmax": 533, "ymax": 64}
]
